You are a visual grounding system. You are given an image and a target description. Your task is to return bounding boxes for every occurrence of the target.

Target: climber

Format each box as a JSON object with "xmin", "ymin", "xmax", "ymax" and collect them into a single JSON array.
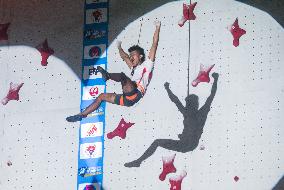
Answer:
[{"xmin": 66, "ymin": 21, "xmax": 161, "ymax": 122}]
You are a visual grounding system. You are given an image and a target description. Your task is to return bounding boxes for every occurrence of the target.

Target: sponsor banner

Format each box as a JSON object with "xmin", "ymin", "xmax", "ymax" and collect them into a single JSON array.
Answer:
[
  {"xmin": 82, "ymin": 85, "xmax": 105, "ymax": 100},
  {"xmin": 80, "ymin": 142, "xmax": 103, "ymax": 159},
  {"xmin": 78, "ymin": 182, "xmax": 101, "ymax": 190},
  {"xmin": 85, "ymin": 8, "xmax": 107, "ymax": 24},
  {"xmin": 81, "ymin": 122, "xmax": 103, "ymax": 138},
  {"xmin": 78, "ymin": 1, "xmax": 107, "ymax": 189},
  {"xmin": 84, "ymin": 44, "xmax": 106, "ymax": 59},
  {"xmin": 83, "ymin": 64, "xmax": 105, "ymax": 80}
]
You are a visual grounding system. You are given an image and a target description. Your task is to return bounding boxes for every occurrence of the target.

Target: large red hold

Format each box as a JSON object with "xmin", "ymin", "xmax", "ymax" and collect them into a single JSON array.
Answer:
[
  {"xmin": 159, "ymin": 154, "xmax": 177, "ymax": 181},
  {"xmin": 1, "ymin": 82, "xmax": 24, "ymax": 105},
  {"xmin": 36, "ymin": 39, "xmax": 54, "ymax": 66},
  {"xmin": 107, "ymin": 118, "xmax": 134, "ymax": 139},
  {"xmin": 178, "ymin": 2, "xmax": 197, "ymax": 27},
  {"xmin": 192, "ymin": 64, "xmax": 215, "ymax": 87},
  {"xmin": 230, "ymin": 18, "xmax": 246, "ymax": 47},
  {"xmin": 169, "ymin": 171, "xmax": 187, "ymax": 190}
]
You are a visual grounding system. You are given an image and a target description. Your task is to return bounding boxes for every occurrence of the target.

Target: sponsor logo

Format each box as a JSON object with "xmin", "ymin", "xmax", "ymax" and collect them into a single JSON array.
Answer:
[
  {"xmin": 81, "ymin": 104, "xmax": 104, "ymax": 117},
  {"xmin": 80, "ymin": 142, "xmax": 102, "ymax": 159},
  {"xmin": 87, "ymin": 145, "xmax": 96, "ymax": 155},
  {"xmin": 86, "ymin": 106, "xmax": 104, "ymax": 117},
  {"xmin": 89, "ymin": 86, "xmax": 99, "ymax": 96},
  {"xmin": 81, "ymin": 122, "xmax": 103, "ymax": 138},
  {"xmin": 89, "ymin": 46, "xmax": 101, "ymax": 57},
  {"xmin": 78, "ymin": 166, "xmax": 102, "ymax": 178},
  {"xmin": 83, "ymin": 64, "xmax": 105, "ymax": 80},
  {"xmin": 82, "ymin": 85, "xmax": 105, "ymax": 100},
  {"xmin": 84, "ymin": 29, "xmax": 106, "ymax": 40},
  {"xmin": 84, "ymin": 44, "xmax": 106, "ymax": 59},
  {"xmin": 86, "ymin": 8, "xmax": 107, "ymax": 24}
]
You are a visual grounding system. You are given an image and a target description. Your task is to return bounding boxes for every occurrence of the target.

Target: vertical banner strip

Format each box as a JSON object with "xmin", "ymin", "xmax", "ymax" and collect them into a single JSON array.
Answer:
[{"xmin": 77, "ymin": 0, "xmax": 108, "ymax": 190}]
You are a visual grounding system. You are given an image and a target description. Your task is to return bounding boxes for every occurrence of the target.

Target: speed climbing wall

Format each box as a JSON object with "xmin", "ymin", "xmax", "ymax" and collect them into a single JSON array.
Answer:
[
  {"xmin": 0, "ymin": 0, "xmax": 283, "ymax": 190},
  {"xmin": 103, "ymin": 0, "xmax": 284, "ymax": 189}
]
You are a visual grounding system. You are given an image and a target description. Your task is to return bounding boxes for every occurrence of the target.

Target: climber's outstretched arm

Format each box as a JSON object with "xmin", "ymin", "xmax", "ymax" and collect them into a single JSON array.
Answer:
[
  {"xmin": 199, "ymin": 73, "xmax": 218, "ymax": 112},
  {"xmin": 148, "ymin": 21, "xmax": 161, "ymax": 62},
  {"xmin": 117, "ymin": 41, "xmax": 133, "ymax": 69}
]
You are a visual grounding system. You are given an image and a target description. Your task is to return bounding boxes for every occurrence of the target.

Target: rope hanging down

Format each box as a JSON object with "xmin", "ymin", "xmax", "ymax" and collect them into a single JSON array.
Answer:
[
  {"xmin": 187, "ymin": 0, "xmax": 191, "ymax": 97},
  {"xmin": 137, "ymin": 17, "xmax": 143, "ymax": 45}
]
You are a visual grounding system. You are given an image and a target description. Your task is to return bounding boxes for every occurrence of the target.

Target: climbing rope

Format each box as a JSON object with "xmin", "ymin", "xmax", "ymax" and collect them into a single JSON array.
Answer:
[
  {"xmin": 187, "ymin": 0, "xmax": 191, "ymax": 97},
  {"xmin": 137, "ymin": 17, "xmax": 144, "ymax": 45}
]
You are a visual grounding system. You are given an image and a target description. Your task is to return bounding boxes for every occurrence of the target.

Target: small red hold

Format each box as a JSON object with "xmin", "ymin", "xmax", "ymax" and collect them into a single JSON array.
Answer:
[
  {"xmin": 230, "ymin": 18, "xmax": 246, "ymax": 47},
  {"xmin": 159, "ymin": 154, "xmax": 177, "ymax": 181},
  {"xmin": 234, "ymin": 176, "xmax": 239, "ymax": 182},
  {"xmin": 169, "ymin": 171, "xmax": 187, "ymax": 190},
  {"xmin": 1, "ymin": 82, "xmax": 24, "ymax": 105},
  {"xmin": 107, "ymin": 118, "xmax": 134, "ymax": 139},
  {"xmin": 0, "ymin": 23, "xmax": 10, "ymax": 41},
  {"xmin": 36, "ymin": 39, "xmax": 54, "ymax": 66},
  {"xmin": 192, "ymin": 64, "xmax": 215, "ymax": 87},
  {"xmin": 178, "ymin": 2, "xmax": 197, "ymax": 27}
]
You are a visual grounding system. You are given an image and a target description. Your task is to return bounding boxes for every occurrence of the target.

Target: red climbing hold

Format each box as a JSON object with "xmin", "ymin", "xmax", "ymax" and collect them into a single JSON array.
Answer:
[
  {"xmin": 107, "ymin": 118, "xmax": 134, "ymax": 139},
  {"xmin": 230, "ymin": 18, "xmax": 246, "ymax": 47},
  {"xmin": 178, "ymin": 2, "xmax": 197, "ymax": 27},
  {"xmin": 169, "ymin": 171, "xmax": 187, "ymax": 190},
  {"xmin": 234, "ymin": 176, "xmax": 239, "ymax": 182},
  {"xmin": 1, "ymin": 82, "xmax": 24, "ymax": 105},
  {"xmin": 0, "ymin": 23, "xmax": 10, "ymax": 41},
  {"xmin": 159, "ymin": 154, "xmax": 177, "ymax": 181},
  {"xmin": 36, "ymin": 39, "xmax": 54, "ymax": 66},
  {"xmin": 192, "ymin": 64, "xmax": 215, "ymax": 87}
]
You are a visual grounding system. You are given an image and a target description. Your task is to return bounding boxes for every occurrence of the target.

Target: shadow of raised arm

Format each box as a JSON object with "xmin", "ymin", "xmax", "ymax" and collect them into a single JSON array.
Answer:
[
  {"xmin": 199, "ymin": 73, "xmax": 218, "ymax": 113},
  {"xmin": 164, "ymin": 82, "xmax": 185, "ymax": 114}
]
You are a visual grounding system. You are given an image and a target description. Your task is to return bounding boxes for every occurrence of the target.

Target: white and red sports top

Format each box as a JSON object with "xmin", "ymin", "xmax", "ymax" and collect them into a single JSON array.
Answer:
[{"xmin": 131, "ymin": 59, "xmax": 154, "ymax": 96}]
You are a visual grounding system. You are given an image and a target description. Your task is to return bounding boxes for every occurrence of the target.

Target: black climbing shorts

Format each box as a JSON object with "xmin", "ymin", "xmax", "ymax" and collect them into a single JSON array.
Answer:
[{"xmin": 114, "ymin": 88, "xmax": 142, "ymax": 107}]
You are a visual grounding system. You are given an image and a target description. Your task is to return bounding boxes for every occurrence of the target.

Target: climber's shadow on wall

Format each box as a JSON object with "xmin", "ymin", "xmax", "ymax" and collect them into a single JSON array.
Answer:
[
  {"xmin": 124, "ymin": 73, "xmax": 219, "ymax": 168},
  {"xmin": 273, "ymin": 175, "xmax": 284, "ymax": 190}
]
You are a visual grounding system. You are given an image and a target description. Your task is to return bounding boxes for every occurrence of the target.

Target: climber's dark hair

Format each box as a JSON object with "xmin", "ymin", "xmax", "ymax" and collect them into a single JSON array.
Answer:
[{"xmin": 128, "ymin": 45, "xmax": 145, "ymax": 62}]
